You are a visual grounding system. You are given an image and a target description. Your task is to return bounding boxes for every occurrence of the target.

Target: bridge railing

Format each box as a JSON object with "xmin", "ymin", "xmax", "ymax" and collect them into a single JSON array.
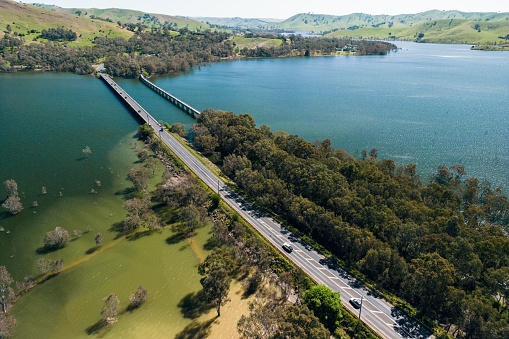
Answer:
[{"xmin": 139, "ymin": 75, "xmax": 201, "ymax": 117}]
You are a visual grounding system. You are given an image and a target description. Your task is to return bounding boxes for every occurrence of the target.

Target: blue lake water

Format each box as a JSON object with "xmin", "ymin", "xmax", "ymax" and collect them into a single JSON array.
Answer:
[{"xmin": 116, "ymin": 41, "xmax": 509, "ymax": 189}]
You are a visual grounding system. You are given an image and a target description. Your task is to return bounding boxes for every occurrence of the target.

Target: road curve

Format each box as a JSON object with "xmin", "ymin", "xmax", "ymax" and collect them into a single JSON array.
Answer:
[{"xmin": 100, "ymin": 73, "xmax": 434, "ymax": 339}]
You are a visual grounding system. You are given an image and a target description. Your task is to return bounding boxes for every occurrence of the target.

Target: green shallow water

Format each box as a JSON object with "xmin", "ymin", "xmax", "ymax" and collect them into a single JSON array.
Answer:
[
  {"xmin": 0, "ymin": 72, "xmax": 214, "ymax": 338},
  {"xmin": 12, "ymin": 226, "xmax": 212, "ymax": 339}
]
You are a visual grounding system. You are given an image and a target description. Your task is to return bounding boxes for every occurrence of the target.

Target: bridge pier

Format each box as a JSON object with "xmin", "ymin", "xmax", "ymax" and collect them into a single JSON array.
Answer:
[{"xmin": 139, "ymin": 75, "xmax": 200, "ymax": 118}]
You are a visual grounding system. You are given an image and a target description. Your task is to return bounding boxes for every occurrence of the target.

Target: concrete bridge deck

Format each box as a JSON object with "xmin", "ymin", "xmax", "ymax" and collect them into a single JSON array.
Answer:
[{"xmin": 139, "ymin": 75, "xmax": 201, "ymax": 118}]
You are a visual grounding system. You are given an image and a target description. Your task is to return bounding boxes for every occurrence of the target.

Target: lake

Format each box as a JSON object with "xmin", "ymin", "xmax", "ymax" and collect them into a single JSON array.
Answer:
[
  {"xmin": 0, "ymin": 41, "xmax": 508, "ymax": 337},
  {"xmin": 116, "ymin": 41, "xmax": 509, "ymax": 189}
]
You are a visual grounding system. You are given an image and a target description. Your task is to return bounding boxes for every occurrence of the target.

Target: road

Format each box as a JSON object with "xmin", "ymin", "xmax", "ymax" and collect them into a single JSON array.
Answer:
[{"xmin": 101, "ymin": 74, "xmax": 433, "ymax": 339}]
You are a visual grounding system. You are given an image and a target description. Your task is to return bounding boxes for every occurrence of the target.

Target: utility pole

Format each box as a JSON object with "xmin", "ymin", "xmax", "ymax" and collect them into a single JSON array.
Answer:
[{"xmin": 217, "ymin": 180, "xmax": 220, "ymax": 195}]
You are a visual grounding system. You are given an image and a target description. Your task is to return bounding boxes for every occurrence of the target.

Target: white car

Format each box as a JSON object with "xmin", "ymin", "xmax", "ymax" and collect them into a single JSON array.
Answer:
[{"xmin": 349, "ymin": 298, "xmax": 362, "ymax": 309}]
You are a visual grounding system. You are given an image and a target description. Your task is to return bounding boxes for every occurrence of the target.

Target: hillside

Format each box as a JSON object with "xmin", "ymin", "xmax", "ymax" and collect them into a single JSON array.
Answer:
[
  {"xmin": 0, "ymin": 0, "xmax": 132, "ymax": 45},
  {"xmin": 35, "ymin": 4, "xmax": 210, "ymax": 31},
  {"xmin": 190, "ymin": 10, "xmax": 509, "ymax": 45},
  {"xmin": 280, "ymin": 11, "xmax": 509, "ymax": 45},
  {"xmin": 194, "ymin": 17, "xmax": 283, "ymax": 29}
]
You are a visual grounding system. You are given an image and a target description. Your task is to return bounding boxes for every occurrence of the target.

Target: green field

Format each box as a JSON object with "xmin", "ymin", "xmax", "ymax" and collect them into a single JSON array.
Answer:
[{"xmin": 233, "ymin": 36, "xmax": 283, "ymax": 49}]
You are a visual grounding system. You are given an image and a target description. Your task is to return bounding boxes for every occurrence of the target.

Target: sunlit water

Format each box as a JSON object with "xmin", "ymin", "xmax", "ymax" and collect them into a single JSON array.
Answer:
[{"xmin": 117, "ymin": 41, "xmax": 509, "ymax": 189}]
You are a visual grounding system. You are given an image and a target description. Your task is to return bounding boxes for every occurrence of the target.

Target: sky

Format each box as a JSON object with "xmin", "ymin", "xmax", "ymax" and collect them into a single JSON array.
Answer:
[{"xmin": 31, "ymin": 0, "xmax": 509, "ymax": 19}]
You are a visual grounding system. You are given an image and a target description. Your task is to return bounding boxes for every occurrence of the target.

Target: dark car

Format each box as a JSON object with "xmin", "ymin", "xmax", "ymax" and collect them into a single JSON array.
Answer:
[
  {"xmin": 349, "ymin": 298, "xmax": 362, "ymax": 309},
  {"xmin": 282, "ymin": 242, "xmax": 293, "ymax": 253}
]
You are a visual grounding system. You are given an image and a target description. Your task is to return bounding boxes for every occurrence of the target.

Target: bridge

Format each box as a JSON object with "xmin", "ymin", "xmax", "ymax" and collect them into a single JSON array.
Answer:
[
  {"xmin": 139, "ymin": 75, "xmax": 201, "ymax": 118},
  {"xmin": 99, "ymin": 73, "xmax": 156, "ymax": 125}
]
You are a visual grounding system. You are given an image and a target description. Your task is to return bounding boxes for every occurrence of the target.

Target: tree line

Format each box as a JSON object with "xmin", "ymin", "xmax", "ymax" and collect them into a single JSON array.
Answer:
[
  {"xmin": 0, "ymin": 27, "xmax": 396, "ymax": 76},
  {"xmin": 239, "ymin": 34, "xmax": 397, "ymax": 58},
  {"xmin": 190, "ymin": 109, "xmax": 509, "ymax": 338}
]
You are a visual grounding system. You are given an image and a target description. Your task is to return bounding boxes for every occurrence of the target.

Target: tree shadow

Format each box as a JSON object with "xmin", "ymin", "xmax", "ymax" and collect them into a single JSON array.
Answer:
[
  {"xmin": 86, "ymin": 246, "xmax": 100, "ymax": 255},
  {"xmin": 120, "ymin": 303, "xmax": 142, "ymax": 315},
  {"xmin": 242, "ymin": 274, "xmax": 262, "ymax": 299},
  {"xmin": 35, "ymin": 246, "xmax": 59, "ymax": 255},
  {"xmin": 85, "ymin": 318, "xmax": 107, "ymax": 335},
  {"xmin": 166, "ymin": 232, "xmax": 187, "ymax": 245},
  {"xmin": 126, "ymin": 229, "xmax": 158, "ymax": 241},
  {"xmin": 114, "ymin": 187, "xmax": 136, "ymax": 196},
  {"xmin": 174, "ymin": 317, "xmax": 216, "ymax": 339},
  {"xmin": 109, "ymin": 222, "xmax": 127, "ymax": 239},
  {"xmin": 177, "ymin": 290, "xmax": 214, "ymax": 319},
  {"xmin": 153, "ymin": 204, "xmax": 180, "ymax": 224},
  {"xmin": 203, "ymin": 236, "xmax": 220, "ymax": 251}
]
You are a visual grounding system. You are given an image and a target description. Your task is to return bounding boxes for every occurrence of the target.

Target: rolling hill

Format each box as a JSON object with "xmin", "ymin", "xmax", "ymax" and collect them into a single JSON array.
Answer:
[
  {"xmin": 0, "ymin": 0, "xmax": 133, "ymax": 45},
  {"xmin": 35, "ymin": 4, "xmax": 210, "ymax": 31},
  {"xmin": 191, "ymin": 10, "xmax": 509, "ymax": 45}
]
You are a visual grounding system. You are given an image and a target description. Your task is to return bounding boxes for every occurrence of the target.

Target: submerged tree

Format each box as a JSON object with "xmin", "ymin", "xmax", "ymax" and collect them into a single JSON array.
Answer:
[
  {"xmin": 95, "ymin": 233, "xmax": 103, "ymax": 247},
  {"xmin": 43, "ymin": 227, "xmax": 70, "ymax": 250},
  {"xmin": 82, "ymin": 146, "xmax": 92, "ymax": 157},
  {"xmin": 101, "ymin": 293, "xmax": 120, "ymax": 326},
  {"xmin": 200, "ymin": 268, "xmax": 231, "ymax": 317},
  {"xmin": 0, "ymin": 313, "xmax": 17, "ymax": 338},
  {"xmin": 129, "ymin": 286, "xmax": 149, "ymax": 308},
  {"xmin": 2, "ymin": 180, "xmax": 23, "ymax": 215},
  {"xmin": 0, "ymin": 266, "xmax": 14, "ymax": 315}
]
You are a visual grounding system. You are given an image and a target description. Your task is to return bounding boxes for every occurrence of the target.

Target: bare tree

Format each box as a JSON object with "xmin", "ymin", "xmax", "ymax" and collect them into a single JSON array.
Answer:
[
  {"xmin": 0, "ymin": 266, "xmax": 14, "ymax": 315},
  {"xmin": 95, "ymin": 233, "xmax": 103, "ymax": 247},
  {"xmin": 129, "ymin": 286, "xmax": 149, "ymax": 308},
  {"xmin": 82, "ymin": 146, "xmax": 92, "ymax": 157},
  {"xmin": 101, "ymin": 293, "xmax": 120, "ymax": 326},
  {"xmin": 2, "ymin": 180, "xmax": 22, "ymax": 215}
]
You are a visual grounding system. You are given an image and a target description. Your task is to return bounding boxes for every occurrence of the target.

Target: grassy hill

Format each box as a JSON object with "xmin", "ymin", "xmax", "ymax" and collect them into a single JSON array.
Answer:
[
  {"xmin": 194, "ymin": 10, "xmax": 509, "ymax": 45},
  {"xmin": 0, "ymin": 0, "xmax": 133, "ymax": 46},
  {"xmin": 37, "ymin": 4, "xmax": 210, "ymax": 31},
  {"xmin": 279, "ymin": 11, "xmax": 509, "ymax": 45},
  {"xmin": 194, "ymin": 17, "xmax": 283, "ymax": 29}
]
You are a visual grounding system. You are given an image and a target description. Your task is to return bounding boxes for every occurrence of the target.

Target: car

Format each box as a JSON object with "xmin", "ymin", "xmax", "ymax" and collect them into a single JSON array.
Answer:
[
  {"xmin": 349, "ymin": 298, "xmax": 362, "ymax": 309},
  {"xmin": 282, "ymin": 242, "xmax": 293, "ymax": 253}
]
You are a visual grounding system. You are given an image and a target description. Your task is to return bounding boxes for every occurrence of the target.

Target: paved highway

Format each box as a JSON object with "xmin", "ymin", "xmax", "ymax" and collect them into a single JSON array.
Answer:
[{"xmin": 101, "ymin": 74, "xmax": 433, "ymax": 339}]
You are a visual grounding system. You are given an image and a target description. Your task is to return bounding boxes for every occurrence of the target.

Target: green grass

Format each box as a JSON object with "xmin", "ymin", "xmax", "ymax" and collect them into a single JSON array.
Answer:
[
  {"xmin": 233, "ymin": 37, "xmax": 283, "ymax": 49},
  {"xmin": 0, "ymin": 0, "xmax": 133, "ymax": 45},
  {"xmin": 326, "ymin": 19, "xmax": 509, "ymax": 44},
  {"xmin": 47, "ymin": 6, "xmax": 211, "ymax": 31}
]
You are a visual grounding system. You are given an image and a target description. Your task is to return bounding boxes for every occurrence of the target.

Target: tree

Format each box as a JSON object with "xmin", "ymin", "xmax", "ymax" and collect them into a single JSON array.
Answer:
[
  {"xmin": 127, "ymin": 167, "xmax": 150, "ymax": 191},
  {"xmin": 0, "ymin": 313, "xmax": 17, "ymax": 338},
  {"xmin": 0, "ymin": 266, "xmax": 14, "ymax": 315},
  {"xmin": 82, "ymin": 146, "xmax": 92, "ymax": 157},
  {"xmin": 170, "ymin": 122, "xmax": 187, "ymax": 137},
  {"xmin": 179, "ymin": 204, "xmax": 203, "ymax": 236},
  {"xmin": 95, "ymin": 233, "xmax": 103, "ymax": 247},
  {"xmin": 129, "ymin": 286, "xmax": 148, "ymax": 308},
  {"xmin": 200, "ymin": 268, "xmax": 231, "ymax": 317},
  {"xmin": 1, "ymin": 195, "xmax": 23, "ymax": 215},
  {"xmin": 276, "ymin": 304, "xmax": 330, "ymax": 339},
  {"xmin": 2, "ymin": 180, "xmax": 22, "ymax": 215},
  {"xmin": 101, "ymin": 293, "xmax": 120, "ymax": 326},
  {"xmin": 237, "ymin": 300, "xmax": 329, "ymax": 339},
  {"xmin": 43, "ymin": 227, "xmax": 70, "ymax": 250},
  {"xmin": 302, "ymin": 284, "xmax": 343, "ymax": 332},
  {"xmin": 403, "ymin": 253, "xmax": 456, "ymax": 320}
]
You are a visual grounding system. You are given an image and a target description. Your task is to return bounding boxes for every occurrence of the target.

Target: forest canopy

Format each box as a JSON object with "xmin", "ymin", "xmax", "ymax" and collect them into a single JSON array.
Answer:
[{"xmin": 190, "ymin": 109, "xmax": 509, "ymax": 338}]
